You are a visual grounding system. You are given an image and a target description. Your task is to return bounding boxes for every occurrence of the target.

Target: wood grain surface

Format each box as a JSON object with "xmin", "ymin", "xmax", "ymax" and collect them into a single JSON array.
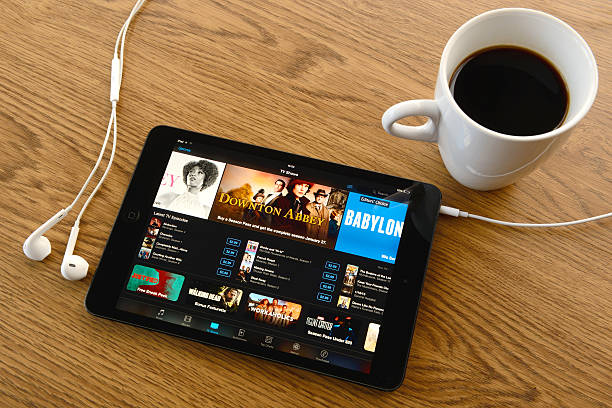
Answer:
[{"xmin": 1, "ymin": 1, "xmax": 610, "ymax": 407}]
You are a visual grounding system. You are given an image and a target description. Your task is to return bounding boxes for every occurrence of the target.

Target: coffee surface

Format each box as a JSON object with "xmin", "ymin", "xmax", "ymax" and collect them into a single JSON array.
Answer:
[{"xmin": 449, "ymin": 46, "xmax": 568, "ymax": 136}]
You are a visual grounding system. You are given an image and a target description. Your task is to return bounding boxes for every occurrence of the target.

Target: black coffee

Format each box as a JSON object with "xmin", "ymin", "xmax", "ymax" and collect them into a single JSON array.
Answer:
[{"xmin": 449, "ymin": 46, "xmax": 568, "ymax": 136}]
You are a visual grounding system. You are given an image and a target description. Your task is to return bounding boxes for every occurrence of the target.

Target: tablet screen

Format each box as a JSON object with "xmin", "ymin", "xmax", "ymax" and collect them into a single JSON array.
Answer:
[{"xmin": 115, "ymin": 138, "xmax": 411, "ymax": 374}]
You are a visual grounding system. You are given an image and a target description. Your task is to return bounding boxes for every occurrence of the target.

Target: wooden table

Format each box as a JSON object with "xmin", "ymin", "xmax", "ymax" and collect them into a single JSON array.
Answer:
[{"xmin": 1, "ymin": 1, "xmax": 610, "ymax": 406}]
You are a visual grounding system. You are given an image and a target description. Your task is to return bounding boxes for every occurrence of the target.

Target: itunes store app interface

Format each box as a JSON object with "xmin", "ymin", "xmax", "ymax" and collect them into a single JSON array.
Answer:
[{"xmin": 117, "ymin": 140, "xmax": 409, "ymax": 373}]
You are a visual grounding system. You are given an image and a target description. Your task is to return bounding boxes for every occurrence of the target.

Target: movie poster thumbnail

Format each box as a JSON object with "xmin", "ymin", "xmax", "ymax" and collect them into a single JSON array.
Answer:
[
  {"xmin": 364, "ymin": 322, "xmax": 381, "ymax": 352},
  {"xmin": 138, "ymin": 248, "xmax": 151, "ymax": 260},
  {"xmin": 341, "ymin": 264, "xmax": 359, "ymax": 296},
  {"xmin": 153, "ymin": 151, "xmax": 226, "ymax": 219},
  {"xmin": 147, "ymin": 216, "xmax": 161, "ymax": 236},
  {"xmin": 304, "ymin": 310, "xmax": 362, "ymax": 346},
  {"xmin": 150, "ymin": 217, "xmax": 162, "ymax": 228},
  {"xmin": 235, "ymin": 240, "xmax": 259, "ymax": 283},
  {"xmin": 141, "ymin": 236, "xmax": 155, "ymax": 249},
  {"xmin": 126, "ymin": 265, "xmax": 185, "ymax": 301},
  {"xmin": 209, "ymin": 164, "xmax": 348, "ymax": 248},
  {"xmin": 147, "ymin": 225, "xmax": 159, "ymax": 237},
  {"xmin": 337, "ymin": 295, "xmax": 351, "ymax": 309},
  {"xmin": 247, "ymin": 293, "xmax": 302, "ymax": 328},
  {"xmin": 183, "ymin": 280, "xmax": 243, "ymax": 313}
]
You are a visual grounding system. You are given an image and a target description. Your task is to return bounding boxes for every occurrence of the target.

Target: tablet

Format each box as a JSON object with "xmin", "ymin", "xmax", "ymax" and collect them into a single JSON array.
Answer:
[{"xmin": 86, "ymin": 125, "xmax": 441, "ymax": 390}]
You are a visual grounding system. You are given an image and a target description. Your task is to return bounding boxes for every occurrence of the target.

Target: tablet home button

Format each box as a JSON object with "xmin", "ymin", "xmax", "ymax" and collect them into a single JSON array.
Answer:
[{"xmin": 124, "ymin": 209, "xmax": 140, "ymax": 222}]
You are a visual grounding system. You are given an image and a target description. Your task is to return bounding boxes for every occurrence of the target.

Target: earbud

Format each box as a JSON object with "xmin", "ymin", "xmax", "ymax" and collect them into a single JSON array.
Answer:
[
  {"xmin": 23, "ymin": 209, "xmax": 68, "ymax": 261},
  {"xmin": 61, "ymin": 226, "xmax": 89, "ymax": 281},
  {"xmin": 23, "ymin": 234, "xmax": 51, "ymax": 261}
]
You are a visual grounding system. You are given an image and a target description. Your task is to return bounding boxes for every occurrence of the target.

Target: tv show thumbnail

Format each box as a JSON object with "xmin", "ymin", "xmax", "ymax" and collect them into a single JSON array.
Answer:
[
  {"xmin": 126, "ymin": 265, "xmax": 185, "ymax": 301},
  {"xmin": 153, "ymin": 151, "xmax": 226, "ymax": 219},
  {"xmin": 150, "ymin": 217, "xmax": 162, "ymax": 228},
  {"xmin": 235, "ymin": 240, "xmax": 259, "ymax": 283},
  {"xmin": 337, "ymin": 295, "xmax": 351, "ymax": 309},
  {"xmin": 247, "ymin": 293, "xmax": 302, "ymax": 328},
  {"xmin": 138, "ymin": 248, "xmax": 151, "ymax": 260},
  {"xmin": 341, "ymin": 264, "xmax": 359, "ymax": 296},
  {"xmin": 183, "ymin": 280, "xmax": 243, "ymax": 313},
  {"xmin": 209, "ymin": 164, "xmax": 348, "ymax": 248},
  {"xmin": 304, "ymin": 309, "xmax": 362, "ymax": 346},
  {"xmin": 334, "ymin": 193, "xmax": 408, "ymax": 264},
  {"xmin": 141, "ymin": 236, "xmax": 155, "ymax": 249},
  {"xmin": 364, "ymin": 322, "xmax": 381, "ymax": 352}
]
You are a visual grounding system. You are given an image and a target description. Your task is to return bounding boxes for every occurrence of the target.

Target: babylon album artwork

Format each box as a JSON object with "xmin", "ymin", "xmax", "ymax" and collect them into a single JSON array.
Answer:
[{"xmin": 334, "ymin": 193, "xmax": 408, "ymax": 264}]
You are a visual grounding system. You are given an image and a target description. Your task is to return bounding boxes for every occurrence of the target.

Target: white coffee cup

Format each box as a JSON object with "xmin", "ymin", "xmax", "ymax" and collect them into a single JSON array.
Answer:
[{"xmin": 381, "ymin": 8, "xmax": 598, "ymax": 190}]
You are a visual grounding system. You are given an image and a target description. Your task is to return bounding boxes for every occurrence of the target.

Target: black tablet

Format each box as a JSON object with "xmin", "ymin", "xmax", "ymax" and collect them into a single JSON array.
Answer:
[{"xmin": 86, "ymin": 126, "xmax": 441, "ymax": 390}]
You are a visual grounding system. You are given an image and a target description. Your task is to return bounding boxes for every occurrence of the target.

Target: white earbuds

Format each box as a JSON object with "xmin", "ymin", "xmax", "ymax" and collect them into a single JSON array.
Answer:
[
  {"xmin": 24, "ymin": 208, "xmax": 88, "ymax": 280},
  {"xmin": 24, "ymin": 211, "xmax": 89, "ymax": 281},
  {"xmin": 23, "ymin": 209, "xmax": 68, "ymax": 261},
  {"xmin": 23, "ymin": 0, "xmax": 147, "ymax": 281},
  {"xmin": 61, "ymin": 226, "xmax": 89, "ymax": 281}
]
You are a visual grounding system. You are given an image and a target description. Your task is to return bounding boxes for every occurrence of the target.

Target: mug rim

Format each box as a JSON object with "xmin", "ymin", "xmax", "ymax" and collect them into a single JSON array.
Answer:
[{"xmin": 439, "ymin": 8, "xmax": 599, "ymax": 142}]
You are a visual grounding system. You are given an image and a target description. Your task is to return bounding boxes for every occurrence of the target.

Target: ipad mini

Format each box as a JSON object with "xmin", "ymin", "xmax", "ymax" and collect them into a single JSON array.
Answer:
[{"xmin": 86, "ymin": 126, "xmax": 441, "ymax": 390}]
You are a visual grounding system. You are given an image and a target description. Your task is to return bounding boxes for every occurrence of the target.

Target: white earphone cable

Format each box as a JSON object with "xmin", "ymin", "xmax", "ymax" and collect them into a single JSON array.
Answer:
[
  {"xmin": 49, "ymin": 0, "xmax": 145, "ymax": 219},
  {"xmin": 440, "ymin": 205, "xmax": 612, "ymax": 227},
  {"xmin": 115, "ymin": 0, "xmax": 146, "ymax": 88},
  {"xmin": 64, "ymin": 111, "xmax": 115, "ymax": 212},
  {"xmin": 74, "ymin": 105, "xmax": 117, "ymax": 226},
  {"xmin": 72, "ymin": 0, "xmax": 146, "ymax": 225}
]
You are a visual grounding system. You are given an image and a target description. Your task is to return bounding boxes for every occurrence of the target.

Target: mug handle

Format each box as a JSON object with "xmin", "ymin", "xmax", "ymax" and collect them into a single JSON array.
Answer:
[{"xmin": 381, "ymin": 100, "xmax": 440, "ymax": 142}]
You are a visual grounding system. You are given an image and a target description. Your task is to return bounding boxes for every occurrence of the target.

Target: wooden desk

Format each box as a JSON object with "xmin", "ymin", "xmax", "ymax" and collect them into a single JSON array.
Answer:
[{"xmin": 1, "ymin": 1, "xmax": 610, "ymax": 406}]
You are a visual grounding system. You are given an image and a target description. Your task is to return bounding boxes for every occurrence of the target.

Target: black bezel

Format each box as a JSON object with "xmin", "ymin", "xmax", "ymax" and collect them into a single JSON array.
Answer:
[{"xmin": 85, "ymin": 126, "xmax": 441, "ymax": 391}]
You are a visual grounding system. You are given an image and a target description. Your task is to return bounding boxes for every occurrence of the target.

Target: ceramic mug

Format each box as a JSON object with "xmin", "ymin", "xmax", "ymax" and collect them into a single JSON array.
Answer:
[{"xmin": 381, "ymin": 8, "xmax": 598, "ymax": 190}]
